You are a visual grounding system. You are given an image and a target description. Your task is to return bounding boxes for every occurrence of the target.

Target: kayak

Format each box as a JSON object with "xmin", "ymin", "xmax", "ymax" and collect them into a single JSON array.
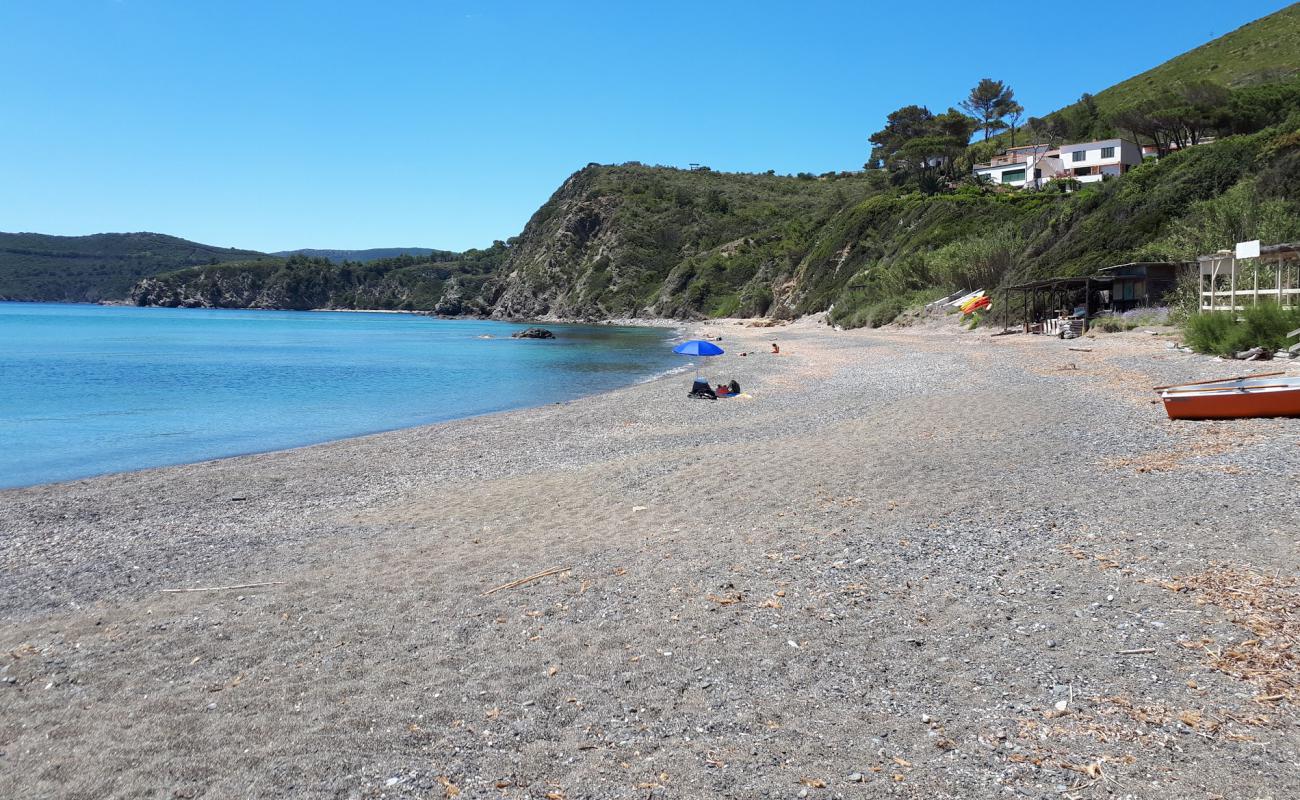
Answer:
[{"xmin": 1155, "ymin": 373, "xmax": 1300, "ymax": 420}]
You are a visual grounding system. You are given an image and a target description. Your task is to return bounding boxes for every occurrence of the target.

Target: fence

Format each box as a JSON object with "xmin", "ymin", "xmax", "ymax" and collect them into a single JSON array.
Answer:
[{"xmin": 1199, "ymin": 242, "xmax": 1300, "ymax": 312}]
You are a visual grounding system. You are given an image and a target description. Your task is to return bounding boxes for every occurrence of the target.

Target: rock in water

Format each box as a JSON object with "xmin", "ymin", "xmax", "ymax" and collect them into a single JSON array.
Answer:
[{"xmin": 512, "ymin": 327, "xmax": 556, "ymax": 339}]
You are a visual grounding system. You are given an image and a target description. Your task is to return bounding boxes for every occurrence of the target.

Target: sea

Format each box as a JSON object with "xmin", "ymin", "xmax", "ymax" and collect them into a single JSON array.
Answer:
[{"xmin": 0, "ymin": 302, "xmax": 682, "ymax": 489}]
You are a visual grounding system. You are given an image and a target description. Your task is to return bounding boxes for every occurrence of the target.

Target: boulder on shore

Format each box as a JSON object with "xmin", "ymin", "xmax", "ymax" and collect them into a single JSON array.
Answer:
[{"xmin": 512, "ymin": 327, "xmax": 556, "ymax": 339}]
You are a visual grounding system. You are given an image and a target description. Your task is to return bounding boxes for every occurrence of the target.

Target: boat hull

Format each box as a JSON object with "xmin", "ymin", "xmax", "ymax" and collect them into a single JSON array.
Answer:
[{"xmin": 1161, "ymin": 384, "xmax": 1300, "ymax": 420}]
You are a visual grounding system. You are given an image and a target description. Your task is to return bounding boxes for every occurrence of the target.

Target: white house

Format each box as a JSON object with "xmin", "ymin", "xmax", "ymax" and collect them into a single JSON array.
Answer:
[
  {"xmin": 972, "ymin": 144, "xmax": 1064, "ymax": 188},
  {"xmin": 975, "ymin": 138, "xmax": 1143, "ymax": 187},
  {"xmin": 1054, "ymin": 139, "xmax": 1142, "ymax": 183}
]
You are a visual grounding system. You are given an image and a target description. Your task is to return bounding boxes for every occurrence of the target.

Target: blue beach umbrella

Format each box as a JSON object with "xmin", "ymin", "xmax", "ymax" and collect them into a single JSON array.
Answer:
[{"xmin": 673, "ymin": 339, "xmax": 724, "ymax": 380}]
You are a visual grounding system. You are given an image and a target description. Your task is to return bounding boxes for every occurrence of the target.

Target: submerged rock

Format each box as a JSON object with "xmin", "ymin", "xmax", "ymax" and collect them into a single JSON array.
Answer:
[{"xmin": 512, "ymin": 327, "xmax": 555, "ymax": 339}]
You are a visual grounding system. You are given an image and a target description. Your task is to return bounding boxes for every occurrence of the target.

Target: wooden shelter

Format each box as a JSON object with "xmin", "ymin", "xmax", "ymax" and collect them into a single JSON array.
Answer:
[
  {"xmin": 1093, "ymin": 262, "xmax": 1190, "ymax": 311},
  {"xmin": 1199, "ymin": 242, "xmax": 1300, "ymax": 312},
  {"xmin": 1004, "ymin": 275, "xmax": 1112, "ymax": 334}
]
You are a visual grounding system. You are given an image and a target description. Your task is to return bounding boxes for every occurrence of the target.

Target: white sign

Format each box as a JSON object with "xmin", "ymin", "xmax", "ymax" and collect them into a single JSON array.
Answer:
[{"xmin": 1235, "ymin": 239, "xmax": 1261, "ymax": 259}]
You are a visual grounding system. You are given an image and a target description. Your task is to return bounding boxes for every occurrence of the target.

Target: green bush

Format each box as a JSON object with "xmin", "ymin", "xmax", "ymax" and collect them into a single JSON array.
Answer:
[{"xmin": 1183, "ymin": 302, "xmax": 1300, "ymax": 355}]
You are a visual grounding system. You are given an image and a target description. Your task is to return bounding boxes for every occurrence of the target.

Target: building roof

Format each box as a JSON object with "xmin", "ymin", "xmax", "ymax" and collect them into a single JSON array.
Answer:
[
  {"xmin": 1057, "ymin": 138, "xmax": 1129, "ymax": 151},
  {"xmin": 1198, "ymin": 241, "xmax": 1300, "ymax": 262},
  {"xmin": 973, "ymin": 159, "xmax": 1028, "ymax": 171},
  {"xmin": 1094, "ymin": 261, "xmax": 1194, "ymax": 272},
  {"xmin": 1006, "ymin": 275, "xmax": 1114, "ymax": 291}
]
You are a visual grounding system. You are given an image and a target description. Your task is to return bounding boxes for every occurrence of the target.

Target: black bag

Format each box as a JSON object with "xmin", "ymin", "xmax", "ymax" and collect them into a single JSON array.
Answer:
[{"xmin": 688, "ymin": 378, "xmax": 717, "ymax": 400}]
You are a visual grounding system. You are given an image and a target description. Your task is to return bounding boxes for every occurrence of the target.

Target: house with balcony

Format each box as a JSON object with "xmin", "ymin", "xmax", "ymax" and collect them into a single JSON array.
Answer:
[
  {"xmin": 972, "ymin": 143, "xmax": 1063, "ymax": 188},
  {"xmin": 1056, "ymin": 139, "xmax": 1142, "ymax": 182},
  {"xmin": 974, "ymin": 138, "xmax": 1143, "ymax": 188}
]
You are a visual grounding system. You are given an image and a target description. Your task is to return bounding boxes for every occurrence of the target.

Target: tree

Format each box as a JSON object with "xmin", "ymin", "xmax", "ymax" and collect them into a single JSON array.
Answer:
[
  {"xmin": 1003, "ymin": 101, "xmax": 1025, "ymax": 147},
  {"xmin": 868, "ymin": 105, "xmax": 936, "ymax": 168},
  {"xmin": 868, "ymin": 106, "xmax": 977, "ymax": 183},
  {"xmin": 961, "ymin": 78, "xmax": 1015, "ymax": 140}
]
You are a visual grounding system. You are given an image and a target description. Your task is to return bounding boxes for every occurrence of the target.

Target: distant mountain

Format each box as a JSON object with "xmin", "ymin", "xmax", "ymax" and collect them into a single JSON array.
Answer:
[
  {"xmin": 0, "ymin": 232, "xmax": 268, "ymax": 302},
  {"xmin": 271, "ymin": 247, "xmax": 451, "ymax": 263}
]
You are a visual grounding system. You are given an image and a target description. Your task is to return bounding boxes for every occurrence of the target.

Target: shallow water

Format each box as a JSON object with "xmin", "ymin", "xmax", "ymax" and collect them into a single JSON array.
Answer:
[{"xmin": 0, "ymin": 303, "xmax": 681, "ymax": 488}]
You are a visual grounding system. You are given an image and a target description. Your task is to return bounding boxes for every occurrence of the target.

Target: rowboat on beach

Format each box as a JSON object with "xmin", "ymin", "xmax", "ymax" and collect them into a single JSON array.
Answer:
[{"xmin": 1154, "ymin": 372, "xmax": 1300, "ymax": 420}]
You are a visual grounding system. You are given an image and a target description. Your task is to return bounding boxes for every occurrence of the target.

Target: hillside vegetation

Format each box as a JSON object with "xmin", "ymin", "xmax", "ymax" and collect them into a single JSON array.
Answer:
[
  {"xmin": 0, "ymin": 232, "xmax": 266, "ymax": 302},
  {"xmin": 1094, "ymin": 3, "xmax": 1300, "ymax": 112},
  {"xmin": 119, "ymin": 111, "xmax": 1300, "ymax": 325},
  {"xmin": 271, "ymin": 247, "xmax": 448, "ymax": 263},
  {"xmin": 131, "ymin": 245, "xmax": 508, "ymax": 313}
]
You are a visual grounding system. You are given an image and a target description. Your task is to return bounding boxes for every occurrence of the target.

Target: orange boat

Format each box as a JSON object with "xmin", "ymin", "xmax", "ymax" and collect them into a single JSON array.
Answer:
[{"xmin": 1155, "ymin": 372, "xmax": 1300, "ymax": 420}]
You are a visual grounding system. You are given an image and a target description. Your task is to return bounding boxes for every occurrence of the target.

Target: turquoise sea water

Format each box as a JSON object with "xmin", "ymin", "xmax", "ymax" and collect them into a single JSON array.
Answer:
[{"xmin": 0, "ymin": 303, "xmax": 681, "ymax": 489}]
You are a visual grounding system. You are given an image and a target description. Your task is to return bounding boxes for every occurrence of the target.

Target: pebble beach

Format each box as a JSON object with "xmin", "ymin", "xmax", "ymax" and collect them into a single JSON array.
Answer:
[{"xmin": 2, "ymin": 319, "xmax": 1298, "ymax": 799}]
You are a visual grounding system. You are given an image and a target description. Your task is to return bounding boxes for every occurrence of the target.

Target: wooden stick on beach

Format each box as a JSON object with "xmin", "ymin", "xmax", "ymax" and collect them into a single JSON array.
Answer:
[
  {"xmin": 1152, "ymin": 372, "xmax": 1284, "ymax": 391},
  {"xmin": 483, "ymin": 566, "xmax": 571, "ymax": 596},
  {"xmin": 161, "ymin": 581, "xmax": 285, "ymax": 593}
]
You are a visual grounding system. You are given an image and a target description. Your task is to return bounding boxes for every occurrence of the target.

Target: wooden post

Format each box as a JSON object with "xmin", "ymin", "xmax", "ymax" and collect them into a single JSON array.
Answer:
[
  {"xmin": 1229, "ymin": 255, "xmax": 1237, "ymax": 313},
  {"xmin": 1277, "ymin": 255, "xmax": 1283, "ymax": 306},
  {"xmin": 1084, "ymin": 277, "xmax": 1092, "ymax": 331}
]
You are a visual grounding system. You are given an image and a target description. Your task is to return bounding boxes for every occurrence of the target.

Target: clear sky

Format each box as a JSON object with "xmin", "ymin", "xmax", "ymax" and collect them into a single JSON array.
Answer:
[{"xmin": 1, "ymin": 0, "xmax": 1292, "ymax": 252}]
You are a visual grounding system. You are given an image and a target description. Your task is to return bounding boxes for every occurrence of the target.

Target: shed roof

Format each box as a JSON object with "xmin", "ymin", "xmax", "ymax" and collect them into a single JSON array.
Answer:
[
  {"xmin": 1094, "ymin": 261, "xmax": 1194, "ymax": 273},
  {"xmin": 1006, "ymin": 275, "xmax": 1114, "ymax": 291}
]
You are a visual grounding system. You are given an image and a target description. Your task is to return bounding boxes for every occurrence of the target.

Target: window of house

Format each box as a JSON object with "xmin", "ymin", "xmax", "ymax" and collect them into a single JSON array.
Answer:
[
  {"xmin": 1101, "ymin": 146, "xmax": 1115, "ymax": 159},
  {"xmin": 1001, "ymin": 169, "xmax": 1026, "ymax": 183},
  {"xmin": 1072, "ymin": 150, "xmax": 1086, "ymax": 162},
  {"xmin": 1074, "ymin": 166, "xmax": 1092, "ymax": 176},
  {"xmin": 1034, "ymin": 168, "xmax": 1042, "ymax": 179}
]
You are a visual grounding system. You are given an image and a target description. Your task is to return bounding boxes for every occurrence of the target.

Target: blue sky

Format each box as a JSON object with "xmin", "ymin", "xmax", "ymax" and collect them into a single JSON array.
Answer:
[{"xmin": 0, "ymin": 0, "xmax": 1291, "ymax": 252}]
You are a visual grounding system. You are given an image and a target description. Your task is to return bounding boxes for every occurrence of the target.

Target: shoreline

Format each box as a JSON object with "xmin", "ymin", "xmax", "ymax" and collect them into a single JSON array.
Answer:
[
  {"xmin": 2, "ymin": 302, "xmax": 693, "ymax": 491},
  {"xmin": 3, "ymin": 321, "xmax": 1296, "ymax": 798}
]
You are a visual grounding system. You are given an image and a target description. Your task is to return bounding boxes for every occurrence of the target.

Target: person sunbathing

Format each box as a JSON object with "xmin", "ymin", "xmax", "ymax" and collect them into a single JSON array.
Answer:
[{"xmin": 770, "ymin": 342, "xmax": 780, "ymax": 354}]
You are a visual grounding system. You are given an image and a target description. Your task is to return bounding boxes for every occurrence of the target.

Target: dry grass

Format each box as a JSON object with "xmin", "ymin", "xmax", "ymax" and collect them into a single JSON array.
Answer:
[{"xmin": 1162, "ymin": 566, "xmax": 1300, "ymax": 704}]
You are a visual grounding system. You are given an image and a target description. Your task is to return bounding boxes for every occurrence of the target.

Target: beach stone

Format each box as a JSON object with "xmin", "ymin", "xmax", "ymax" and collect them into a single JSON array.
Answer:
[{"xmin": 512, "ymin": 327, "xmax": 555, "ymax": 339}]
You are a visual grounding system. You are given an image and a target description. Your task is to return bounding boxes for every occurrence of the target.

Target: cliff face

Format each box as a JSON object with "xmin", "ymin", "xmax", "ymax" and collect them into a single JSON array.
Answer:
[
  {"xmin": 488, "ymin": 171, "xmax": 626, "ymax": 320},
  {"xmin": 482, "ymin": 165, "xmax": 876, "ymax": 321}
]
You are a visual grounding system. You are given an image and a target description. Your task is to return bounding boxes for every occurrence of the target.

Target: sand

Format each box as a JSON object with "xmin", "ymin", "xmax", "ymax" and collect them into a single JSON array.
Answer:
[{"xmin": 2, "ymin": 319, "xmax": 1298, "ymax": 799}]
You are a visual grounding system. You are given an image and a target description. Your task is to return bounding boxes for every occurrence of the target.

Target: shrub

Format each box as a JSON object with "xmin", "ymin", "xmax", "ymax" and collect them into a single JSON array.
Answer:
[
  {"xmin": 1183, "ymin": 302, "xmax": 1300, "ymax": 355},
  {"xmin": 1094, "ymin": 314, "xmax": 1133, "ymax": 333}
]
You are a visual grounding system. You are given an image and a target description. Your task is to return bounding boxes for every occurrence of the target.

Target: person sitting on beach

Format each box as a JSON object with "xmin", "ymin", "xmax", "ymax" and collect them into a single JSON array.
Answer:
[
  {"xmin": 728, "ymin": 380, "xmax": 741, "ymax": 395},
  {"xmin": 770, "ymin": 342, "xmax": 780, "ymax": 354}
]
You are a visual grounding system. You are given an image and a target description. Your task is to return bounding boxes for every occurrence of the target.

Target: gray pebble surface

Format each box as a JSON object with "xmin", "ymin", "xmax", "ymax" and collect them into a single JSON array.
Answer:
[{"xmin": 0, "ymin": 321, "xmax": 1296, "ymax": 799}]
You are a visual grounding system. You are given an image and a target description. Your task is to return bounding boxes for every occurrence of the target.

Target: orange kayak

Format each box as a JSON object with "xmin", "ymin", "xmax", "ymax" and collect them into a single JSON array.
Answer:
[{"xmin": 1156, "ymin": 374, "xmax": 1300, "ymax": 420}]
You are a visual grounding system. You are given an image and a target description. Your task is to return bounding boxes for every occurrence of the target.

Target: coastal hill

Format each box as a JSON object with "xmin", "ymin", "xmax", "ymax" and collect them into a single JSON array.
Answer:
[
  {"xmin": 130, "ymin": 246, "xmax": 508, "ymax": 312},
  {"xmin": 1091, "ymin": 2, "xmax": 1300, "ymax": 111},
  {"xmin": 0, "ymin": 231, "xmax": 266, "ymax": 303},
  {"xmin": 271, "ymin": 247, "xmax": 448, "ymax": 263}
]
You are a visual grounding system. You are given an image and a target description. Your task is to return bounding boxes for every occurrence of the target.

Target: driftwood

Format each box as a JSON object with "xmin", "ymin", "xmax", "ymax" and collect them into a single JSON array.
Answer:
[
  {"xmin": 1115, "ymin": 647, "xmax": 1157, "ymax": 655},
  {"xmin": 482, "ymin": 566, "xmax": 571, "ymax": 596},
  {"xmin": 161, "ymin": 581, "xmax": 285, "ymax": 593},
  {"xmin": 1067, "ymin": 347, "xmax": 1093, "ymax": 352}
]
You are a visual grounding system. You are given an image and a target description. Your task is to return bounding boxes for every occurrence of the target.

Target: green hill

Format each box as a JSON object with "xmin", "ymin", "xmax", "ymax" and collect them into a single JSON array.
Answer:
[
  {"xmin": 0, "ymin": 232, "xmax": 268, "ymax": 302},
  {"xmin": 1093, "ymin": 3, "xmax": 1300, "ymax": 113}
]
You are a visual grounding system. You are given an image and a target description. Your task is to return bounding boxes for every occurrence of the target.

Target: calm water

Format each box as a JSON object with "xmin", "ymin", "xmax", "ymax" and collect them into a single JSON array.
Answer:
[{"xmin": 0, "ymin": 303, "xmax": 681, "ymax": 489}]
